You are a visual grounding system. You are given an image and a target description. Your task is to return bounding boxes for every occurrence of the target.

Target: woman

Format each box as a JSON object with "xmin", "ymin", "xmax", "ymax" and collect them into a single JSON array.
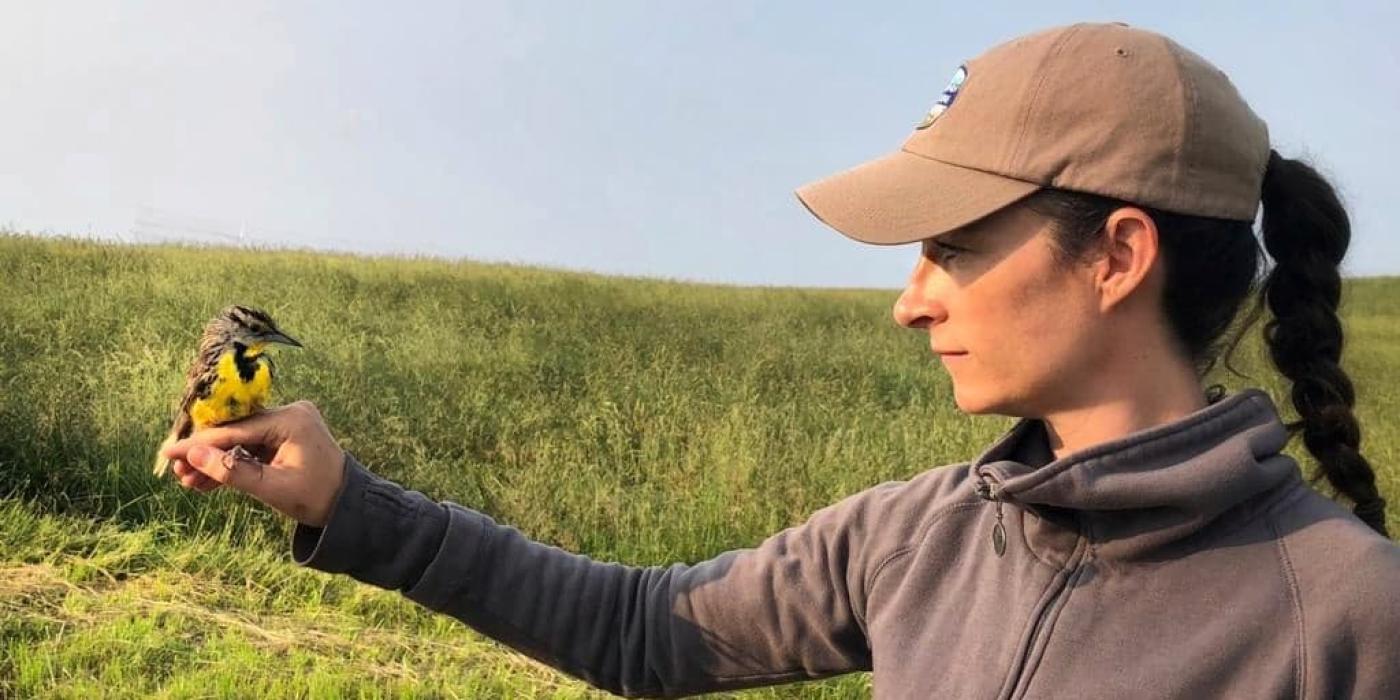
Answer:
[{"xmin": 163, "ymin": 22, "xmax": 1398, "ymax": 699}]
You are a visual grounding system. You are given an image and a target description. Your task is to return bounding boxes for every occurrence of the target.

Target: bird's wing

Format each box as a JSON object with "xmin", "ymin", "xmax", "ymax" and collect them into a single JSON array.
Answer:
[
  {"xmin": 155, "ymin": 347, "xmax": 222, "ymax": 476},
  {"xmin": 172, "ymin": 347, "xmax": 222, "ymax": 436}
]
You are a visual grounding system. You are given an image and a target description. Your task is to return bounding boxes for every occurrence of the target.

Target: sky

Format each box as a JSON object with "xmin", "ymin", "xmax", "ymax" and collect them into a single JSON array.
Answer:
[{"xmin": 2, "ymin": 1, "xmax": 1396, "ymax": 288}]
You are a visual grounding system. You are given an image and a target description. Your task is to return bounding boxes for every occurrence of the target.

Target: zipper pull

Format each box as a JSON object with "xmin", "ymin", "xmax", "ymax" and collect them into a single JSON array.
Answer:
[
  {"xmin": 975, "ymin": 475, "xmax": 1008, "ymax": 557},
  {"xmin": 992, "ymin": 500, "xmax": 1006, "ymax": 557}
]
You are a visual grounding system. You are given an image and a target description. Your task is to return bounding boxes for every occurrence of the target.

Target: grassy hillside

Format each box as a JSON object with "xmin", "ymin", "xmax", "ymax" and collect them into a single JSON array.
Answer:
[{"xmin": 2, "ymin": 233, "xmax": 1396, "ymax": 698}]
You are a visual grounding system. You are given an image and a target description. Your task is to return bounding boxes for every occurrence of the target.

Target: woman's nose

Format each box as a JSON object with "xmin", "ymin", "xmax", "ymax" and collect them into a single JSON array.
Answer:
[{"xmin": 893, "ymin": 258, "xmax": 947, "ymax": 329}]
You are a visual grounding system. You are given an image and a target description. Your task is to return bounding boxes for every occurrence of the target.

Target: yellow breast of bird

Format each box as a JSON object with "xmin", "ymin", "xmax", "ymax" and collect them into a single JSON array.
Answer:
[{"xmin": 189, "ymin": 349, "xmax": 272, "ymax": 429}]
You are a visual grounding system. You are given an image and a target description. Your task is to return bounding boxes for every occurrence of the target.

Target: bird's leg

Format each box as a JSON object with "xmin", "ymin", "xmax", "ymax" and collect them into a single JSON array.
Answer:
[{"xmin": 222, "ymin": 445, "xmax": 264, "ymax": 480}]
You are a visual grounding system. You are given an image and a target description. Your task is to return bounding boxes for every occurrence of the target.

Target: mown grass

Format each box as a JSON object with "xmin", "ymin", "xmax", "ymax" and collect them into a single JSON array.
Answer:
[{"xmin": 1, "ymin": 232, "xmax": 1396, "ymax": 698}]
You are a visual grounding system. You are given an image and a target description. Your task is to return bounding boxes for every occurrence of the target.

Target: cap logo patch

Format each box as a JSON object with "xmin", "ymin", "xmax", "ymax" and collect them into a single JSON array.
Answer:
[{"xmin": 915, "ymin": 65, "xmax": 967, "ymax": 129}]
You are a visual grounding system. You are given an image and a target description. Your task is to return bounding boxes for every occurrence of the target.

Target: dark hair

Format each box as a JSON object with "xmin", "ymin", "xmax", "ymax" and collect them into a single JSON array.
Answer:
[{"xmin": 1020, "ymin": 151, "xmax": 1389, "ymax": 538}]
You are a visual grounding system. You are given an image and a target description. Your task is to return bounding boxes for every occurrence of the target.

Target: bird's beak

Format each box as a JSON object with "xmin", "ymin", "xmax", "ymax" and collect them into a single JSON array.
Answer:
[{"xmin": 265, "ymin": 331, "xmax": 303, "ymax": 348}]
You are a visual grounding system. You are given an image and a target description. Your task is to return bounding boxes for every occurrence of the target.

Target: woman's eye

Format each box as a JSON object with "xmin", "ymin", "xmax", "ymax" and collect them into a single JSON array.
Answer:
[{"xmin": 930, "ymin": 244, "xmax": 962, "ymax": 264}]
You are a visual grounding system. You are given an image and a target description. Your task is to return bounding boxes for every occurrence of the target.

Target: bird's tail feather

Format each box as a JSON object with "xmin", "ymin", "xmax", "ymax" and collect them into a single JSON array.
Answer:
[
  {"xmin": 153, "ymin": 413, "xmax": 194, "ymax": 477},
  {"xmin": 153, "ymin": 432, "xmax": 178, "ymax": 477}
]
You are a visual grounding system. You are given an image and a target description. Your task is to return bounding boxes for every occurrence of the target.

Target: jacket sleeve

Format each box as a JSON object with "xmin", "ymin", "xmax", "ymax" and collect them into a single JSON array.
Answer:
[{"xmin": 290, "ymin": 452, "xmax": 884, "ymax": 698}]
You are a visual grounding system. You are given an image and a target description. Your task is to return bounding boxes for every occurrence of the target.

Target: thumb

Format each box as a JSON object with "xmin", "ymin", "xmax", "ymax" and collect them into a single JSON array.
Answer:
[{"xmin": 187, "ymin": 444, "xmax": 266, "ymax": 495}]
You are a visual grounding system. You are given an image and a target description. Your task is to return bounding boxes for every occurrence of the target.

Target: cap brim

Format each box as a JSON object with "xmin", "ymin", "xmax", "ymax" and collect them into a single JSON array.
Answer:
[{"xmin": 795, "ymin": 149, "xmax": 1041, "ymax": 245}]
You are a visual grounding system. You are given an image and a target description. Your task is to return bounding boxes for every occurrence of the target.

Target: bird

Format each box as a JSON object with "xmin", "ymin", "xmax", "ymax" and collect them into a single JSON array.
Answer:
[{"xmin": 153, "ymin": 305, "xmax": 303, "ymax": 477}]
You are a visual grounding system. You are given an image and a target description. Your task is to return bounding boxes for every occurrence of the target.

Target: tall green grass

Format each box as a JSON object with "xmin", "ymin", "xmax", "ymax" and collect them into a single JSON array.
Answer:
[{"xmin": 2, "ymin": 233, "xmax": 1396, "ymax": 697}]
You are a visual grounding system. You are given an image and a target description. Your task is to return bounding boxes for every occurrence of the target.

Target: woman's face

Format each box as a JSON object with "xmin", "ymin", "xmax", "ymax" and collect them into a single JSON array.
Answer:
[{"xmin": 892, "ymin": 203, "xmax": 1105, "ymax": 417}]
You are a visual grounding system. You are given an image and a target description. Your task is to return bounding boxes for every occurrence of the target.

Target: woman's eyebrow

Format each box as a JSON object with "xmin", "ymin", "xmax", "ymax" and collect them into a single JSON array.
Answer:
[{"xmin": 937, "ymin": 230, "xmax": 977, "ymax": 246}]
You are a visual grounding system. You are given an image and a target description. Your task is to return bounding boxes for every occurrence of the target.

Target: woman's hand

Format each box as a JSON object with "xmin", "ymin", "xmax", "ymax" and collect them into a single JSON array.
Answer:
[{"xmin": 161, "ymin": 401, "xmax": 346, "ymax": 527}]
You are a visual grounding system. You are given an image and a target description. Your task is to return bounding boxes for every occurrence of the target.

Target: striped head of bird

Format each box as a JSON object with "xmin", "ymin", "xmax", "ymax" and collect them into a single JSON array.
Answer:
[{"xmin": 205, "ymin": 305, "xmax": 303, "ymax": 354}]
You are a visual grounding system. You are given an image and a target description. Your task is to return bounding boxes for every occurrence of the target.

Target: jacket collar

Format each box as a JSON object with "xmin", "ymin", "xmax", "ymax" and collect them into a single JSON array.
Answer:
[{"xmin": 970, "ymin": 388, "xmax": 1301, "ymax": 559}]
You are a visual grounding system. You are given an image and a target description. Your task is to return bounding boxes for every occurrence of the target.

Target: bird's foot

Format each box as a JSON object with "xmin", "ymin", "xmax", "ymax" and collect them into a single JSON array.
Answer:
[{"xmin": 223, "ymin": 445, "xmax": 263, "ymax": 480}]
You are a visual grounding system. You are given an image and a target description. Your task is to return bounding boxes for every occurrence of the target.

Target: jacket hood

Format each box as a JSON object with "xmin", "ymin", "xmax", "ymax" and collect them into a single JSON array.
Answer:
[{"xmin": 970, "ymin": 388, "xmax": 1303, "ymax": 559}]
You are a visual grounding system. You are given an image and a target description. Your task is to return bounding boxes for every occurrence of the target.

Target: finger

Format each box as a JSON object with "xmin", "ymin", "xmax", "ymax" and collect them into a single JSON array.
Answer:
[
  {"xmin": 173, "ymin": 461, "xmax": 219, "ymax": 491},
  {"xmin": 161, "ymin": 407, "xmax": 293, "ymax": 462},
  {"xmin": 186, "ymin": 444, "xmax": 266, "ymax": 494},
  {"xmin": 191, "ymin": 471, "xmax": 221, "ymax": 492},
  {"xmin": 179, "ymin": 470, "xmax": 202, "ymax": 490}
]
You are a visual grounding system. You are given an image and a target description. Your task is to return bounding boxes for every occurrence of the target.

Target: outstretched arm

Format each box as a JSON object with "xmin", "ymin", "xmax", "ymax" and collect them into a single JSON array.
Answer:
[{"xmin": 163, "ymin": 403, "xmax": 878, "ymax": 697}]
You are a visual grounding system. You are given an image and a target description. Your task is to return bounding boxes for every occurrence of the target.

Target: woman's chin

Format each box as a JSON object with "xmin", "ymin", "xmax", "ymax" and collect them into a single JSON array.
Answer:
[
  {"xmin": 949, "ymin": 384, "xmax": 1002, "ymax": 416},
  {"xmin": 949, "ymin": 384, "xmax": 978, "ymax": 413}
]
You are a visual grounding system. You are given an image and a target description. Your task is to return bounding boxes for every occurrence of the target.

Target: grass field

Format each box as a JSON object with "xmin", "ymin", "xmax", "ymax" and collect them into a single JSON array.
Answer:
[{"xmin": 2, "ymin": 232, "xmax": 1396, "ymax": 698}]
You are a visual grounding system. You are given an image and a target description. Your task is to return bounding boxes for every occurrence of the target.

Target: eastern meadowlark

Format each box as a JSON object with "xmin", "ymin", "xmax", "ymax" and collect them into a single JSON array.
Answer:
[{"xmin": 153, "ymin": 305, "xmax": 303, "ymax": 477}]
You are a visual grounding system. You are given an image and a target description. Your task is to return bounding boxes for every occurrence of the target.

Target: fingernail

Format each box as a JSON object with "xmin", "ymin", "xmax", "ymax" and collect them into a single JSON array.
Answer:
[{"xmin": 188, "ymin": 445, "xmax": 210, "ymax": 467}]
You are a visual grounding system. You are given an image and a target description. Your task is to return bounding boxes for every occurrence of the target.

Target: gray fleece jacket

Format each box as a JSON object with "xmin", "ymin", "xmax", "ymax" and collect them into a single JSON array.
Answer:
[{"xmin": 291, "ymin": 388, "xmax": 1400, "ymax": 698}]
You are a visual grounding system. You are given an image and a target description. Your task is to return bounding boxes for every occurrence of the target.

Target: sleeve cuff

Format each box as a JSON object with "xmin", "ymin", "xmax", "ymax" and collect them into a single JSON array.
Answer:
[
  {"xmin": 289, "ymin": 451, "xmax": 453, "ymax": 591},
  {"xmin": 291, "ymin": 451, "xmax": 361, "ymax": 571}
]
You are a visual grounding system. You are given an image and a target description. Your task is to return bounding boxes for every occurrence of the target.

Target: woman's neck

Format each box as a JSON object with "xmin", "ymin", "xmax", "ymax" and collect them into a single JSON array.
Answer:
[{"xmin": 1041, "ymin": 348, "xmax": 1209, "ymax": 461}]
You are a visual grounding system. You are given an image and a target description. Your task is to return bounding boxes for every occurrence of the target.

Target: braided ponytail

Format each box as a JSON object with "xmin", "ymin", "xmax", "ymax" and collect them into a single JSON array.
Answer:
[{"xmin": 1258, "ymin": 150, "xmax": 1389, "ymax": 537}]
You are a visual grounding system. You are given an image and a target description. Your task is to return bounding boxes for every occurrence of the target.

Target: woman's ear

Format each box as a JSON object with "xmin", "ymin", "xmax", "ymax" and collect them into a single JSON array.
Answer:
[{"xmin": 1093, "ymin": 206, "xmax": 1161, "ymax": 313}]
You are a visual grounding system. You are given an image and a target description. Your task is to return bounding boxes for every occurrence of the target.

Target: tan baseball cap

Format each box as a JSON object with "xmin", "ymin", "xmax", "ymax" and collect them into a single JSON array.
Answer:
[{"xmin": 795, "ymin": 21, "xmax": 1271, "ymax": 245}]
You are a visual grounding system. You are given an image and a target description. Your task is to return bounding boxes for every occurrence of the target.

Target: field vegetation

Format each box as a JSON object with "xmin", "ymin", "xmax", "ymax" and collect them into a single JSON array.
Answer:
[{"xmin": 2, "ymin": 233, "xmax": 1396, "ymax": 698}]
